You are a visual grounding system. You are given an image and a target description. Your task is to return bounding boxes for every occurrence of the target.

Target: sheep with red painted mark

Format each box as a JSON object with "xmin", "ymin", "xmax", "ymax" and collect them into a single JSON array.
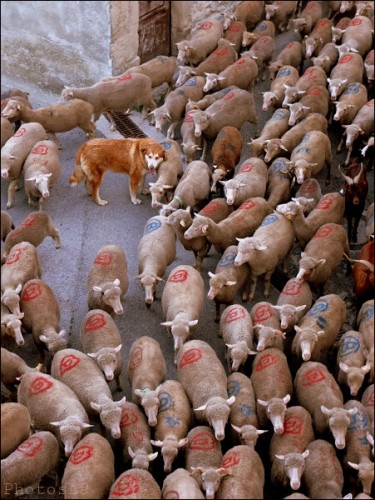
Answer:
[
  {"xmin": 242, "ymin": 35, "xmax": 275, "ymax": 81},
  {"xmin": 225, "ymin": 1, "xmax": 265, "ymax": 31},
  {"xmin": 1, "ymin": 403, "xmax": 31, "ymax": 459},
  {"xmin": 361, "ymin": 384, "xmax": 374, "ymax": 432},
  {"xmin": 1, "ymin": 348, "xmax": 41, "ymax": 400},
  {"xmin": 265, "ymin": 1, "xmax": 297, "ymax": 32},
  {"xmin": 272, "ymin": 278, "xmax": 312, "ymax": 333},
  {"xmin": 242, "ymin": 20, "xmax": 276, "ymax": 48},
  {"xmin": 294, "ymin": 178, "xmax": 322, "ymax": 214},
  {"xmin": 327, "ymin": 52, "xmax": 364, "ymax": 102},
  {"xmin": 288, "ymin": 1, "xmax": 323, "ymax": 36},
  {"xmin": 203, "ymin": 57, "xmax": 259, "ymax": 94},
  {"xmin": 286, "ymin": 85, "xmax": 330, "ymax": 126},
  {"xmin": 108, "ymin": 469, "xmax": 161, "ymax": 499},
  {"xmin": 251, "ymin": 300, "xmax": 284, "ymax": 352},
  {"xmin": 282, "ymin": 66, "xmax": 327, "ymax": 108},
  {"xmin": 303, "ymin": 18, "xmax": 333, "ymax": 59},
  {"xmin": 224, "ymin": 20, "xmax": 246, "ymax": 53}
]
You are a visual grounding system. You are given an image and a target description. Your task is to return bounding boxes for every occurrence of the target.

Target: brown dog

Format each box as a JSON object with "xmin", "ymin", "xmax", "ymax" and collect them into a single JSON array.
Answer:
[{"xmin": 69, "ymin": 137, "xmax": 166, "ymax": 205}]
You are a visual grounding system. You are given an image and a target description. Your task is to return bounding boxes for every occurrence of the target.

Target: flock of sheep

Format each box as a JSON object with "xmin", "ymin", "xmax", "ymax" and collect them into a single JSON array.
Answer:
[{"xmin": 1, "ymin": 0, "xmax": 375, "ymax": 499}]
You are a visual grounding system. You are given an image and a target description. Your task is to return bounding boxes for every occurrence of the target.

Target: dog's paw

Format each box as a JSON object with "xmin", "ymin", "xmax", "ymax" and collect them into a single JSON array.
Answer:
[{"xmin": 132, "ymin": 198, "xmax": 143, "ymax": 205}]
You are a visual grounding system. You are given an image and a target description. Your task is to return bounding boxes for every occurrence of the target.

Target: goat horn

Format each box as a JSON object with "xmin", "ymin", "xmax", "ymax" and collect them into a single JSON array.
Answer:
[
  {"xmin": 352, "ymin": 162, "xmax": 364, "ymax": 184},
  {"xmin": 344, "ymin": 253, "xmax": 374, "ymax": 271},
  {"xmin": 337, "ymin": 164, "xmax": 353, "ymax": 185}
]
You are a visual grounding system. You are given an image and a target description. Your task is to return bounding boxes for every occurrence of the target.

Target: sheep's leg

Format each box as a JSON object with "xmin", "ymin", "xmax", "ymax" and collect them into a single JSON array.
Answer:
[
  {"xmin": 49, "ymin": 132, "xmax": 62, "ymax": 150},
  {"xmin": 114, "ymin": 375, "xmax": 123, "ymax": 392},
  {"xmin": 47, "ymin": 221, "xmax": 62, "ymax": 248},
  {"xmin": 6, "ymin": 179, "xmax": 18, "ymax": 209},
  {"xmin": 200, "ymin": 137, "xmax": 208, "ymax": 161},
  {"xmin": 248, "ymin": 274, "xmax": 258, "ymax": 302},
  {"xmin": 337, "ymin": 133, "xmax": 345, "ymax": 153},
  {"xmin": 215, "ymin": 301, "xmax": 221, "ymax": 322},
  {"xmin": 104, "ymin": 112, "xmax": 118, "ymax": 132},
  {"xmin": 263, "ymin": 270, "xmax": 273, "ymax": 298},
  {"xmin": 140, "ymin": 173, "xmax": 149, "ymax": 196},
  {"xmin": 344, "ymin": 145, "xmax": 352, "ymax": 166},
  {"xmin": 166, "ymin": 122, "xmax": 177, "ymax": 139}
]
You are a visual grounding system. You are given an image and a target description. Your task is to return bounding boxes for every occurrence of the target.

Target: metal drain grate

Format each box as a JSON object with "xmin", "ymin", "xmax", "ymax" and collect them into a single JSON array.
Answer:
[{"xmin": 106, "ymin": 111, "xmax": 148, "ymax": 138}]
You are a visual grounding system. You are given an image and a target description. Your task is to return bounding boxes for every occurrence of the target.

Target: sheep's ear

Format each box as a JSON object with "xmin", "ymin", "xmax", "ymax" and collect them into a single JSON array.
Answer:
[
  {"xmin": 90, "ymin": 402, "xmax": 102, "ymax": 412},
  {"xmin": 93, "ymin": 285, "xmax": 102, "ymax": 292},
  {"xmin": 227, "ymin": 395, "xmax": 236, "ymax": 405},
  {"xmin": 116, "ymin": 396, "xmax": 127, "ymax": 407},
  {"xmin": 347, "ymin": 461, "xmax": 360, "ymax": 470},
  {"xmin": 231, "ymin": 424, "xmax": 242, "ymax": 433},
  {"xmin": 114, "ymin": 344, "xmax": 122, "ymax": 353},
  {"xmin": 188, "ymin": 319, "xmax": 199, "ymax": 327},
  {"xmin": 150, "ymin": 439, "xmax": 163, "ymax": 447},
  {"xmin": 134, "ymin": 389, "xmax": 143, "ymax": 397},
  {"xmin": 275, "ymin": 454, "xmax": 285, "ymax": 460},
  {"xmin": 113, "ymin": 278, "xmax": 120, "ymax": 286},
  {"xmin": 15, "ymin": 284, "xmax": 23, "ymax": 294},
  {"xmin": 87, "ymin": 352, "xmax": 98, "ymax": 359},
  {"xmin": 178, "ymin": 437, "xmax": 188, "ymax": 447},
  {"xmin": 194, "ymin": 404, "xmax": 207, "ymax": 411},
  {"xmin": 128, "ymin": 446, "xmax": 136, "ymax": 458},
  {"xmin": 49, "ymin": 421, "xmax": 62, "ymax": 427},
  {"xmin": 283, "ymin": 394, "xmax": 291, "ymax": 404},
  {"xmin": 161, "ymin": 321, "xmax": 173, "ymax": 327},
  {"xmin": 148, "ymin": 452, "xmax": 158, "ymax": 461},
  {"xmin": 208, "ymin": 271, "xmax": 215, "ymax": 278},
  {"xmin": 258, "ymin": 399, "xmax": 268, "ymax": 407},
  {"xmin": 39, "ymin": 335, "xmax": 49, "ymax": 344},
  {"xmin": 302, "ymin": 450, "xmax": 310, "ymax": 459}
]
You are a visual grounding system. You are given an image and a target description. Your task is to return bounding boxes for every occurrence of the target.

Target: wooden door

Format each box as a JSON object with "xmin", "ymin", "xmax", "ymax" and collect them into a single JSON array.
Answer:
[{"xmin": 138, "ymin": 1, "xmax": 171, "ymax": 63}]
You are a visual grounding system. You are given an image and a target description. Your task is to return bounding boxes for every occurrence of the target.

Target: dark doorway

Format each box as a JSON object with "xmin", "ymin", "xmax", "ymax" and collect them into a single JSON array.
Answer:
[{"xmin": 138, "ymin": 1, "xmax": 171, "ymax": 63}]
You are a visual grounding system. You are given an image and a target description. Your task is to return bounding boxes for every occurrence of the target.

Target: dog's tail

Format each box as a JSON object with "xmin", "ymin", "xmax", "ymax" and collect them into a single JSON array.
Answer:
[{"xmin": 69, "ymin": 144, "xmax": 86, "ymax": 186}]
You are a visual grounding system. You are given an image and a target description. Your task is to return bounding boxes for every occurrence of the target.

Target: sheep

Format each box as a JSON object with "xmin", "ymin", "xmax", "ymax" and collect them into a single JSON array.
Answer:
[
  {"xmin": 149, "ymin": 139, "xmax": 183, "ymax": 207},
  {"xmin": 303, "ymin": 439, "xmax": 345, "ymax": 499},
  {"xmin": 80, "ymin": 309, "xmax": 123, "ymax": 390},
  {"xmin": 135, "ymin": 214, "xmax": 176, "ymax": 306},
  {"xmin": 185, "ymin": 425, "xmax": 225, "ymax": 497},
  {"xmin": 341, "ymin": 16, "xmax": 373, "ymax": 57},
  {"xmin": 1, "ymin": 240, "xmax": 42, "ymax": 317},
  {"xmin": 1, "ymin": 211, "xmax": 14, "ymax": 242},
  {"xmin": 61, "ymin": 432, "xmax": 115, "ymax": 499},
  {"xmin": 357, "ymin": 300, "xmax": 374, "ymax": 382},
  {"xmin": 108, "ymin": 468, "xmax": 161, "ymax": 499},
  {"xmin": 176, "ymin": 18, "xmax": 224, "ymax": 66},
  {"xmin": 119, "ymin": 55, "xmax": 177, "ymax": 90},
  {"xmin": 262, "ymin": 113, "xmax": 328, "ymax": 163},
  {"xmin": 1, "ymin": 117, "xmax": 14, "ymax": 148},
  {"xmin": 235, "ymin": 211, "xmax": 295, "ymax": 301},
  {"xmin": 51, "ymin": 348, "xmax": 127, "ymax": 439},
  {"xmin": 1, "ymin": 431, "xmax": 59, "ymax": 499},
  {"xmin": 288, "ymin": 0, "xmax": 323, "ymax": 36},
  {"xmin": 151, "ymin": 76, "xmax": 205, "ymax": 139},
  {"xmin": 295, "ymin": 223, "xmax": 350, "ymax": 291},
  {"xmin": 282, "ymin": 66, "xmax": 328, "ymax": 108},
  {"xmin": 361, "ymin": 384, "xmax": 374, "ymax": 432},
  {"xmin": 216, "ymin": 445, "xmax": 265, "ymax": 499},
  {"xmin": 183, "ymin": 197, "xmax": 273, "ymax": 254},
  {"xmin": 338, "ymin": 99, "xmax": 374, "ymax": 166},
  {"xmin": 333, "ymin": 82, "xmax": 368, "ymax": 128},
  {"xmin": 264, "ymin": 1, "xmax": 298, "ymax": 32},
  {"xmin": 60, "ymin": 72, "xmax": 156, "ymax": 128},
  {"xmin": 283, "ymin": 130, "xmax": 332, "ymax": 186},
  {"xmin": 264, "ymin": 66, "xmax": 300, "ymax": 111},
  {"xmin": 162, "ymin": 469, "xmax": 206, "ymax": 499},
  {"xmin": 327, "ymin": 53, "xmax": 365, "ymax": 102},
  {"xmin": 294, "ymin": 178, "xmax": 322, "ymax": 214},
  {"xmin": 268, "ymin": 43, "xmax": 303, "ymax": 81},
  {"xmin": 119, "ymin": 401, "xmax": 157, "ymax": 471},
  {"xmin": 337, "ymin": 330, "xmax": 371, "ymax": 398},
  {"xmin": 161, "ymin": 264, "xmax": 204, "ymax": 359},
  {"xmin": 220, "ymin": 157, "xmax": 268, "ymax": 207},
  {"xmin": 203, "ymin": 56, "xmax": 259, "ymax": 94},
  {"xmin": 224, "ymin": 20, "xmax": 246, "ymax": 53},
  {"xmin": 251, "ymin": 348, "xmax": 293, "ymax": 433},
  {"xmin": 242, "ymin": 34, "xmax": 275, "ymax": 81},
  {"xmin": 189, "ymin": 87, "xmax": 258, "ymax": 139},
  {"xmin": 20, "ymin": 278, "xmax": 67, "ymax": 363},
  {"xmin": 177, "ymin": 339, "xmax": 235, "ymax": 440},
  {"xmin": 303, "ymin": 18, "xmax": 333, "ymax": 59},
  {"xmin": 343, "ymin": 400, "xmax": 374, "ymax": 496},
  {"xmin": 332, "ymin": 16, "xmax": 352, "ymax": 43},
  {"xmin": 165, "ymin": 199, "xmax": 233, "ymax": 272},
  {"xmin": 1, "ymin": 211, "xmax": 61, "ymax": 264},
  {"xmin": 364, "ymin": 49, "xmax": 374, "ymax": 84},
  {"xmin": 1, "ymin": 97, "xmax": 95, "ymax": 149},
  {"xmin": 127, "ymin": 336, "xmax": 167, "ymax": 427},
  {"xmin": 250, "ymin": 109, "xmax": 291, "ymax": 156},
  {"xmin": 220, "ymin": 304, "xmax": 255, "ymax": 372},
  {"xmin": 1, "ymin": 403, "xmax": 31, "ymax": 459},
  {"xmin": 1, "ymin": 303, "xmax": 25, "ymax": 348},
  {"xmin": 242, "ymin": 20, "xmax": 276, "ymax": 48},
  {"xmin": 87, "ymin": 244, "xmax": 128, "ymax": 316},
  {"xmin": 225, "ymin": 1, "xmax": 265, "ymax": 31},
  {"xmin": 210, "ymin": 126, "xmax": 243, "ymax": 194},
  {"xmin": 251, "ymin": 301, "xmax": 285, "ymax": 352},
  {"xmin": 291, "ymin": 293, "xmax": 346, "ymax": 364},
  {"xmin": 269, "ymin": 406, "xmax": 314, "ymax": 491},
  {"xmin": 17, "ymin": 371, "xmax": 92, "ymax": 456},
  {"xmin": 276, "ymin": 192, "xmax": 345, "ymax": 248},
  {"xmin": 1, "ymin": 347, "xmax": 41, "ymax": 400},
  {"xmin": 158, "ymin": 160, "xmax": 211, "ymax": 217},
  {"xmin": 180, "ymin": 110, "xmax": 207, "ymax": 163},
  {"xmin": 272, "ymin": 278, "xmax": 312, "ymax": 333},
  {"xmin": 227, "ymin": 372, "xmax": 267, "ymax": 448},
  {"xmin": 22, "ymin": 139, "xmax": 61, "ymax": 210},
  {"xmin": 286, "ymin": 85, "xmax": 330, "ymax": 127},
  {"xmin": 266, "ymin": 157, "xmax": 293, "ymax": 210},
  {"xmin": 1, "ymin": 122, "xmax": 47, "ymax": 208},
  {"xmin": 312, "ymin": 42, "xmax": 339, "ymax": 74},
  {"xmin": 150, "ymin": 379, "xmax": 191, "ymax": 473}
]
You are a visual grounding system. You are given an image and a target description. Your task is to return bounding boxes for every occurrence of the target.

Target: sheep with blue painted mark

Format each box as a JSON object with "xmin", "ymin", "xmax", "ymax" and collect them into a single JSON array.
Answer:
[
  {"xmin": 263, "ymin": 65, "xmax": 300, "ymax": 111},
  {"xmin": 249, "ymin": 108, "xmax": 290, "ymax": 157},
  {"xmin": 266, "ymin": 157, "xmax": 293, "ymax": 210}
]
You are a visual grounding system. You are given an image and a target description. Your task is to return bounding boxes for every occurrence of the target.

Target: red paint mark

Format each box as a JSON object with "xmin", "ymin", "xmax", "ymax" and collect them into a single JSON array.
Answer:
[
  {"xmin": 16, "ymin": 436, "xmax": 44, "ymax": 457},
  {"xmin": 29, "ymin": 376, "xmax": 53, "ymax": 396},
  {"xmin": 60, "ymin": 354, "xmax": 80, "ymax": 376},
  {"xmin": 228, "ymin": 22, "xmax": 242, "ymax": 32},
  {"xmin": 306, "ymin": 2, "xmax": 318, "ymax": 9},
  {"xmin": 179, "ymin": 348, "xmax": 202, "ymax": 368},
  {"xmin": 284, "ymin": 416, "xmax": 303, "ymax": 435},
  {"xmin": 84, "ymin": 313, "xmax": 107, "ymax": 333},
  {"xmin": 214, "ymin": 48, "xmax": 228, "ymax": 57},
  {"xmin": 94, "ymin": 251, "xmax": 113, "ymax": 265},
  {"xmin": 350, "ymin": 18, "xmax": 362, "ymax": 26},
  {"xmin": 287, "ymin": 42, "xmax": 295, "ymax": 48},
  {"xmin": 239, "ymin": 162, "xmax": 254, "ymax": 173},
  {"xmin": 314, "ymin": 225, "xmax": 334, "ymax": 238},
  {"xmin": 317, "ymin": 19, "xmax": 329, "ymax": 27},
  {"xmin": 169, "ymin": 269, "xmax": 188, "ymax": 283},
  {"xmin": 129, "ymin": 347, "xmax": 142, "ymax": 369},
  {"xmin": 239, "ymin": 199, "xmax": 255, "ymax": 210},
  {"xmin": 69, "ymin": 445, "xmax": 94, "ymax": 464},
  {"xmin": 304, "ymin": 67, "xmax": 319, "ymax": 80},
  {"xmin": 21, "ymin": 214, "xmax": 37, "ymax": 227},
  {"xmin": 190, "ymin": 431, "xmax": 216, "ymax": 451},
  {"xmin": 260, "ymin": 36, "xmax": 269, "ymax": 43},
  {"xmin": 111, "ymin": 473, "xmax": 140, "ymax": 497},
  {"xmin": 282, "ymin": 279, "xmax": 302, "ymax": 297},
  {"xmin": 316, "ymin": 195, "xmax": 333, "ymax": 210},
  {"xmin": 298, "ymin": 179, "xmax": 317, "ymax": 194},
  {"xmin": 117, "ymin": 74, "xmax": 132, "ymax": 81},
  {"xmin": 21, "ymin": 282, "xmax": 43, "ymax": 302},
  {"xmin": 184, "ymin": 112, "xmax": 193, "ymax": 123},
  {"xmin": 236, "ymin": 58, "xmax": 246, "ymax": 65},
  {"xmin": 200, "ymin": 200, "xmax": 221, "ymax": 215},
  {"xmin": 5, "ymin": 248, "xmax": 22, "ymax": 265},
  {"xmin": 367, "ymin": 390, "xmax": 374, "ymax": 407},
  {"xmin": 222, "ymin": 450, "xmax": 240, "ymax": 469},
  {"xmin": 224, "ymin": 306, "xmax": 246, "ymax": 323},
  {"xmin": 131, "ymin": 430, "xmax": 144, "ymax": 444},
  {"xmin": 223, "ymin": 91, "xmax": 235, "ymax": 100},
  {"xmin": 120, "ymin": 408, "xmax": 139, "ymax": 428},
  {"xmin": 255, "ymin": 352, "xmax": 277, "ymax": 371},
  {"xmin": 13, "ymin": 127, "xmax": 26, "ymax": 137},
  {"xmin": 31, "ymin": 144, "xmax": 49, "ymax": 155},
  {"xmin": 306, "ymin": 87, "xmax": 321, "ymax": 96},
  {"xmin": 339, "ymin": 54, "xmax": 353, "ymax": 64},
  {"xmin": 253, "ymin": 303, "xmax": 272, "ymax": 323},
  {"xmin": 302, "ymin": 368, "xmax": 326, "ymax": 386},
  {"xmin": 199, "ymin": 22, "xmax": 213, "ymax": 30}
]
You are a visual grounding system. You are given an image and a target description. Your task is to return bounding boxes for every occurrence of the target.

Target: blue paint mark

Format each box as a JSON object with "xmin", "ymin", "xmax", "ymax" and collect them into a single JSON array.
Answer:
[
  {"xmin": 343, "ymin": 84, "xmax": 360, "ymax": 94},
  {"xmin": 219, "ymin": 253, "xmax": 236, "ymax": 266},
  {"xmin": 277, "ymin": 68, "xmax": 291, "ymax": 77},
  {"xmin": 295, "ymin": 146, "xmax": 310, "ymax": 154},
  {"xmin": 301, "ymin": 134, "xmax": 311, "ymax": 143},
  {"xmin": 184, "ymin": 78, "xmax": 197, "ymax": 87},
  {"xmin": 361, "ymin": 305, "xmax": 374, "ymax": 322},
  {"xmin": 306, "ymin": 299, "xmax": 329, "ymax": 317},
  {"xmin": 316, "ymin": 316, "xmax": 327, "ymax": 329},
  {"xmin": 272, "ymin": 110, "xmax": 287, "ymax": 121},
  {"xmin": 228, "ymin": 380, "xmax": 241, "ymax": 396},
  {"xmin": 269, "ymin": 159, "xmax": 287, "ymax": 173},
  {"xmin": 339, "ymin": 335, "xmax": 360, "ymax": 357},
  {"xmin": 348, "ymin": 411, "xmax": 368, "ymax": 432},
  {"xmin": 160, "ymin": 141, "xmax": 172, "ymax": 150},
  {"xmin": 144, "ymin": 218, "xmax": 162, "ymax": 235},
  {"xmin": 159, "ymin": 390, "xmax": 173, "ymax": 412},
  {"xmin": 257, "ymin": 23, "xmax": 267, "ymax": 31},
  {"xmin": 239, "ymin": 404, "xmax": 254, "ymax": 417},
  {"xmin": 261, "ymin": 214, "xmax": 279, "ymax": 226},
  {"xmin": 165, "ymin": 416, "xmax": 181, "ymax": 427}
]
